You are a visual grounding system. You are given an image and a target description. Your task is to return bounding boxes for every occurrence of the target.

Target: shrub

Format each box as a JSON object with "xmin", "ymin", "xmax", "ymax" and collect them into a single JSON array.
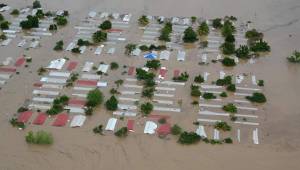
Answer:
[
  {"xmin": 125, "ymin": 43, "xmax": 136, "ymax": 55},
  {"xmin": 53, "ymin": 40, "xmax": 63, "ymax": 51},
  {"xmin": 93, "ymin": 124, "xmax": 103, "ymax": 134},
  {"xmin": 86, "ymin": 89, "xmax": 104, "ymax": 107},
  {"xmin": 246, "ymin": 92, "xmax": 267, "ymax": 103},
  {"xmin": 171, "ymin": 124, "xmax": 182, "ymax": 135},
  {"xmin": 0, "ymin": 33, "xmax": 7, "ymax": 40},
  {"xmin": 287, "ymin": 50, "xmax": 300, "ymax": 63},
  {"xmin": 114, "ymin": 79, "xmax": 124, "ymax": 87},
  {"xmin": 191, "ymin": 16, "xmax": 197, "ymax": 23},
  {"xmin": 35, "ymin": 9, "xmax": 45, "ymax": 19},
  {"xmin": 105, "ymin": 96, "xmax": 118, "ymax": 111},
  {"xmin": 202, "ymin": 93, "xmax": 216, "ymax": 100},
  {"xmin": 235, "ymin": 45, "xmax": 250, "ymax": 59},
  {"xmin": 194, "ymin": 74, "xmax": 204, "ymax": 83},
  {"xmin": 178, "ymin": 132, "xmax": 201, "ymax": 144},
  {"xmin": 9, "ymin": 118, "xmax": 25, "ymax": 129},
  {"xmin": 212, "ymin": 18, "xmax": 223, "ymax": 29},
  {"xmin": 84, "ymin": 106, "xmax": 94, "ymax": 116},
  {"xmin": 220, "ymin": 92, "xmax": 228, "ymax": 97},
  {"xmin": 54, "ymin": 16, "xmax": 68, "ymax": 26},
  {"xmin": 258, "ymin": 80, "xmax": 264, "ymax": 86},
  {"xmin": 190, "ymin": 85, "xmax": 201, "ymax": 97},
  {"xmin": 0, "ymin": 21, "xmax": 10, "ymax": 30},
  {"xmin": 139, "ymin": 45, "xmax": 149, "ymax": 51},
  {"xmin": 223, "ymin": 137, "xmax": 233, "ymax": 144},
  {"xmin": 250, "ymin": 40, "xmax": 271, "ymax": 53},
  {"xmin": 221, "ymin": 42, "xmax": 235, "ymax": 55},
  {"xmin": 197, "ymin": 22, "xmax": 209, "ymax": 36},
  {"xmin": 26, "ymin": 131, "xmax": 53, "ymax": 145},
  {"xmin": 222, "ymin": 57, "xmax": 236, "ymax": 66},
  {"xmin": 110, "ymin": 62, "xmax": 119, "ymax": 70},
  {"xmin": 114, "ymin": 127, "xmax": 128, "ymax": 137},
  {"xmin": 33, "ymin": 0, "xmax": 41, "ymax": 9},
  {"xmin": 173, "ymin": 72, "xmax": 189, "ymax": 82},
  {"xmin": 183, "ymin": 27, "xmax": 198, "ymax": 43},
  {"xmin": 245, "ymin": 29, "xmax": 263, "ymax": 41},
  {"xmin": 138, "ymin": 15, "xmax": 149, "ymax": 26},
  {"xmin": 223, "ymin": 103, "xmax": 237, "ymax": 113},
  {"xmin": 49, "ymin": 24, "xmax": 57, "ymax": 31},
  {"xmin": 226, "ymin": 84, "xmax": 236, "ymax": 92},
  {"xmin": 140, "ymin": 102, "xmax": 153, "ymax": 116},
  {"xmin": 142, "ymin": 87, "xmax": 155, "ymax": 98},
  {"xmin": 10, "ymin": 9, "xmax": 20, "ymax": 16},
  {"xmin": 225, "ymin": 34, "xmax": 235, "ymax": 43},
  {"xmin": 17, "ymin": 107, "xmax": 29, "ymax": 113},
  {"xmin": 214, "ymin": 121, "xmax": 231, "ymax": 131},
  {"xmin": 145, "ymin": 59, "xmax": 161, "ymax": 70},
  {"xmin": 99, "ymin": 20, "xmax": 112, "ymax": 30},
  {"xmin": 71, "ymin": 47, "xmax": 80, "ymax": 53}
]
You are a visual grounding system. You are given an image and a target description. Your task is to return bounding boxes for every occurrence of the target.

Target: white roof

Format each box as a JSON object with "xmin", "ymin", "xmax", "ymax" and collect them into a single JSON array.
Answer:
[
  {"xmin": 79, "ymin": 46, "xmax": 87, "ymax": 54},
  {"xmin": 122, "ymin": 14, "xmax": 132, "ymax": 22},
  {"xmin": 196, "ymin": 125, "xmax": 207, "ymax": 138},
  {"xmin": 40, "ymin": 77, "xmax": 67, "ymax": 84},
  {"xmin": 30, "ymin": 40, "xmax": 40, "ymax": 48},
  {"xmin": 70, "ymin": 115, "xmax": 86, "ymax": 127},
  {"xmin": 132, "ymin": 48, "xmax": 141, "ymax": 56},
  {"xmin": 66, "ymin": 42, "xmax": 76, "ymax": 51},
  {"xmin": 32, "ymin": 90, "xmax": 60, "ymax": 96},
  {"xmin": 97, "ymin": 64, "xmax": 109, "ymax": 73},
  {"xmin": 46, "ymin": 58, "xmax": 66, "ymax": 70},
  {"xmin": 105, "ymin": 118, "xmax": 117, "ymax": 131},
  {"xmin": 107, "ymin": 47, "xmax": 115, "ymax": 54},
  {"xmin": 144, "ymin": 121, "xmax": 158, "ymax": 134},
  {"xmin": 159, "ymin": 50, "xmax": 170, "ymax": 60},
  {"xmin": 112, "ymin": 13, "xmax": 120, "ymax": 19},
  {"xmin": 202, "ymin": 54, "xmax": 207, "ymax": 63},
  {"xmin": 100, "ymin": 12, "xmax": 109, "ymax": 18},
  {"xmin": 0, "ymin": 6, "xmax": 11, "ymax": 12},
  {"xmin": 94, "ymin": 45, "xmax": 104, "ymax": 55},
  {"xmin": 49, "ymin": 71, "xmax": 71, "ymax": 78},
  {"xmin": 88, "ymin": 11, "xmax": 97, "ymax": 18},
  {"xmin": 171, "ymin": 17, "xmax": 180, "ymax": 24},
  {"xmin": 177, "ymin": 50, "xmax": 186, "ymax": 61},
  {"xmin": 18, "ymin": 39, "xmax": 27, "ymax": 47},
  {"xmin": 113, "ymin": 111, "xmax": 137, "ymax": 117},
  {"xmin": 81, "ymin": 74, "xmax": 101, "ymax": 80},
  {"xmin": 182, "ymin": 18, "xmax": 191, "ymax": 25},
  {"xmin": 118, "ymin": 104, "xmax": 137, "ymax": 110},
  {"xmin": 97, "ymin": 81, "xmax": 108, "ymax": 87},
  {"xmin": 82, "ymin": 61, "xmax": 94, "ymax": 72}
]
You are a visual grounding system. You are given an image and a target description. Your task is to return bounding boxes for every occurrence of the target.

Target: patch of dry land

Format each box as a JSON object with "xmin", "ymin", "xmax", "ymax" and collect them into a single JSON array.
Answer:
[{"xmin": 0, "ymin": 0, "xmax": 300, "ymax": 170}]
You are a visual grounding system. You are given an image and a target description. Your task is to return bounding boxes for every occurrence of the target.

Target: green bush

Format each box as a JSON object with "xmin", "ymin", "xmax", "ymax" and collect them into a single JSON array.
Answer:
[
  {"xmin": 86, "ymin": 89, "xmax": 104, "ymax": 107},
  {"xmin": 246, "ymin": 92, "xmax": 267, "ymax": 103},
  {"xmin": 197, "ymin": 22, "xmax": 209, "ymax": 36},
  {"xmin": 225, "ymin": 34, "xmax": 235, "ymax": 43},
  {"xmin": 223, "ymin": 103, "xmax": 237, "ymax": 113},
  {"xmin": 223, "ymin": 137, "xmax": 233, "ymax": 144},
  {"xmin": 236, "ymin": 45, "xmax": 250, "ymax": 59},
  {"xmin": 222, "ymin": 57, "xmax": 236, "ymax": 66},
  {"xmin": 178, "ymin": 132, "xmax": 201, "ymax": 144},
  {"xmin": 139, "ymin": 45, "xmax": 149, "ymax": 51},
  {"xmin": 221, "ymin": 20, "xmax": 235, "ymax": 37},
  {"xmin": 220, "ymin": 92, "xmax": 228, "ymax": 97},
  {"xmin": 10, "ymin": 9, "xmax": 20, "ymax": 16},
  {"xmin": 216, "ymin": 76, "xmax": 232, "ymax": 86},
  {"xmin": 136, "ymin": 68, "xmax": 155, "ymax": 81},
  {"xmin": 0, "ymin": 33, "xmax": 7, "ymax": 40},
  {"xmin": 0, "ymin": 21, "xmax": 10, "ymax": 30},
  {"xmin": 138, "ymin": 15, "xmax": 149, "ymax": 26},
  {"xmin": 173, "ymin": 72, "xmax": 189, "ymax": 82},
  {"xmin": 245, "ymin": 29, "xmax": 263, "ymax": 41},
  {"xmin": 26, "ymin": 131, "xmax": 53, "ymax": 145},
  {"xmin": 221, "ymin": 42, "xmax": 235, "ymax": 55},
  {"xmin": 171, "ymin": 124, "xmax": 182, "ymax": 135},
  {"xmin": 77, "ymin": 39, "xmax": 91, "ymax": 46},
  {"xmin": 110, "ymin": 62, "xmax": 119, "ymax": 70},
  {"xmin": 214, "ymin": 121, "xmax": 231, "ymax": 131},
  {"xmin": 194, "ymin": 74, "xmax": 204, "ymax": 83},
  {"xmin": 20, "ymin": 15, "xmax": 39, "ymax": 29},
  {"xmin": 53, "ymin": 40, "xmax": 63, "ymax": 51},
  {"xmin": 49, "ymin": 24, "xmax": 58, "ymax": 31},
  {"xmin": 250, "ymin": 40, "xmax": 271, "ymax": 53},
  {"xmin": 212, "ymin": 18, "xmax": 223, "ymax": 29},
  {"xmin": 258, "ymin": 80, "xmax": 264, "ymax": 86},
  {"xmin": 145, "ymin": 59, "xmax": 161, "ymax": 70},
  {"xmin": 159, "ymin": 22, "xmax": 172, "ymax": 42},
  {"xmin": 191, "ymin": 16, "xmax": 197, "ymax": 23},
  {"xmin": 93, "ymin": 124, "xmax": 103, "ymax": 134},
  {"xmin": 125, "ymin": 43, "xmax": 136, "ymax": 55},
  {"xmin": 226, "ymin": 84, "xmax": 236, "ymax": 92},
  {"xmin": 287, "ymin": 51, "xmax": 300, "ymax": 63},
  {"xmin": 190, "ymin": 85, "xmax": 201, "ymax": 97},
  {"xmin": 183, "ymin": 27, "xmax": 198, "ymax": 43},
  {"xmin": 105, "ymin": 96, "xmax": 118, "ymax": 111},
  {"xmin": 142, "ymin": 87, "xmax": 155, "ymax": 98},
  {"xmin": 202, "ymin": 93, "xmax": 216, "ymax": 100},
  {"xmin": 54, "ymin": 16, "xmax": 68, "ymax": 26},
  {"xmin": 33, "ymin": 0, "xmax": 41, "ymax": 8},
  {"xmin": 140, "ymin": 102, "xmax": 153, "ymax": 116},
  {"xmin": 93, "ymin": 30, "xmax": 107, "ymax": 43},
  {"xmin": 99, "ymin": 20, "xmax": 112, "ymax": 30},
  {"xmin": 71, "ymin": 47, "xmax": 80, "ymax": 53},
  {"xmin": 114, "ymin": 127, "xmax": 128, "ymax": 137}
]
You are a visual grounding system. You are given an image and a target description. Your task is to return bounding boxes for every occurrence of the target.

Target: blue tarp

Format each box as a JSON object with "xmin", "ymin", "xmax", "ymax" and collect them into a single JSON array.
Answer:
[{"xmin": 144, "ymin": 53, "xmax": 157, "ymax": 59}]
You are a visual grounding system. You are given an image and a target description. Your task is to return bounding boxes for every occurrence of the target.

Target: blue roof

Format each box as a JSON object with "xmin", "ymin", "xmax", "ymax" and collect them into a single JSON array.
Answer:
[{"xmin": 144, "ymin": 53, "xmax": 157, "ymax": 59}]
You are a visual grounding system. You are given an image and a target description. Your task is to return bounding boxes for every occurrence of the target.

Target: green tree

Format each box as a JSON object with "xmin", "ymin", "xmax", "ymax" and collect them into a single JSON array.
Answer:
[
  {"xmin": 20, "ymin": 15, "xmax": 39, "ymax": 29},
  {"xmin": 159, "ymin": 22, "xmax": 172, "ymax": 42},
  {"xmin": 223, "ymin": 103, "xmax": 237, "ymax": 113},
  {"xmin": 221, "ymin": 20, "xmax": 235, "ymax": 37},
  {"xmin": 178, "ymin": 132, "xmax": 201, "ymax": 144},
  {"xmin": 221, "ymin": 42, "xmax": 235, "ymax": 55},
  {"xmin": 10, "ymin": 9, "xmax": 19, "ymax": 16},
  {"xmin": 222, "ymin": 57, "xmax": 236, "ymax": 67},
  {"xmin": 214, "ymin": 121, "xmax": 231, "ymax": 131},
  {"xmin": 0, "ymin": 21, "xmax": 9, "ymax": 30},
  {"xmin": 86, "ymin": 89, "xmax": 104, "ymax": 107},
  {"xmin": 171, "ymin": 124, "xmax": 182, "ymax": 135},
  {"xmin": 194, "ymin": 74, "xmax": 204, "ymax": 83},
  {"xmin": 202, "ymin": 93, "xmax": 216, "ymax": 100},
  {"xmin": 99, "ymin": 20, "xmax": 112, "ymax": 30},
  {"xmin": 140, "ymin": 102, "xmax": 153, "ymax": 116},
  {"xmin": 250, "ymin": 40, "xmax": 271, "ymax": 53},
  {"xmin": 245, "ymin": 29, "xmax": 263, "ymax": 41},
  {"xmin": 183, "ymin": 27, "xmax": 198, "ymax": 43},
  {"xmin": 114, "ymin": 127, "xmax": 128, "ymax": 137},
  {"xmin": 92, "ymin": 30, "xmax": 107, "ymax": 43},
  {"xmin": 105, "ymin": 96, "xmax": 118, "ymax": 111},
  {"xmin": 287, "ymin": 51, "xmax": 300, "ymax": 63},
  {"xmin": 246, "ymin": 92, "xmax": 267, "ymax": 103},
  {"xmin": 125, "ymin": 43, "xmax": 136, "ymax": 55},
  {"xmin": 53, "ymin": 40, "xmax": 63, "ymax": 51},
  {"xmin": 212, "ymin": 18, "xmax": 223, "ymax": 29},
  {"xmin": 197, "ymin": 22, "xmax": 209, "ymax": 36},
  {"xmin": 54, "ymin": 16, "xmax": 68, "ymax": 26},
  {"xmin": 226, "ymin": 84, "xmax": 236, "ymax": 92},
  {"xmin": 138, "ymin": 15, "xmax": 149, "ymax": 26},
  {"xmin": 145, "ymin": 59, "xmax": 161, "ymax": 70},
  {"xmin": 33, "ymin": 0, "xmax": 41, "ymax": 8},
  {"xmin": 235, "ymin": 45, "xmax": 250, "ymax": 59},
  {"xmin": 110, "ymin": 62, "xmax": 119, "ymax": 70}
]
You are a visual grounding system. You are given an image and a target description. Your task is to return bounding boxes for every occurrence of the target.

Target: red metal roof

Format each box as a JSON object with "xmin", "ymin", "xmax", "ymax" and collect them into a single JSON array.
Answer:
[
  {"xmin": 67, "ymin": 61, "xmax": 78, "ymax": 71},
  {"xmin": 127, "ymin": 120, "xmax": 134, "ymax": 131},
  {"xmin": 76, "ymin": 80, "xmax": 97, "ymax": 86},
  {"xmin": 52, "ymin": 113, "xmax": 68, "ymax": 127},
  {"xmin": 33, "ymin": 113, "xmax": 47, "ymax": 125},
  {"xmin": 15, "ymin": 56, "xmax": 25, "ymax": 67},
  {"xmin": 173, "ymin": 69, "xmax": 180, "ymax": 78},
  {"xmin": 68, "ymin": 99, "xmax": 86, "ymax": 107},
  {"xmin": 0, "ymin": 67, "xmax": 17, "ymax": 73},
  {"xmin": 128, "ymin": 66, "xmax": 135, "ymax": 76},
  {"xmin": 157, "ymin": 124, "xmax": 171, "ymax": 136},
  {"xmin": 17, "ymin": 111, "xmax": 33, "ymax": 123}
]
